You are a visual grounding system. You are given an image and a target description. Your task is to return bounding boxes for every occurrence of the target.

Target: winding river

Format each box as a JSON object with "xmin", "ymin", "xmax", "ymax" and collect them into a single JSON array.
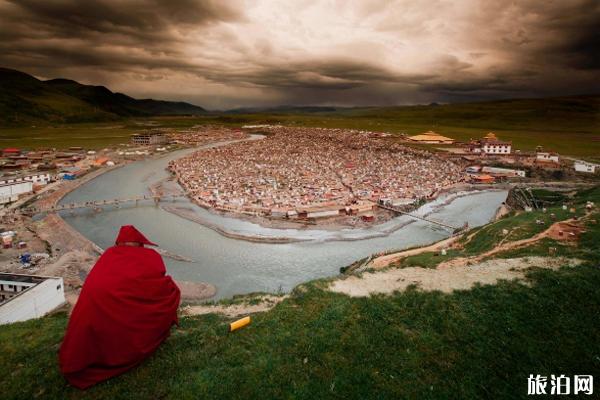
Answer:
[{"xmin": 60, "ymin": 137, "xmax": 508, "ymax": 299}]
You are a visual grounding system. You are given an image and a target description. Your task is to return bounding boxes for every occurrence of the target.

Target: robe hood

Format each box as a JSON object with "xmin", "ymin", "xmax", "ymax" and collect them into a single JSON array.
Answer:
[{"xmin": 115, "ymin": 225, "xmax": 157, "ymax": 246}]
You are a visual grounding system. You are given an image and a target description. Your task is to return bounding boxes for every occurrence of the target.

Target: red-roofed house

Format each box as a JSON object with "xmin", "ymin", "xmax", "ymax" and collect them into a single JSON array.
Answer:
[{"xmin": 2, "ymin": 148, "xmax": 21, "ymax": 156}]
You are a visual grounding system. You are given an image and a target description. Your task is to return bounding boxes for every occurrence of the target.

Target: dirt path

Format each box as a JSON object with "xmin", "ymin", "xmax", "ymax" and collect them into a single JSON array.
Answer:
[
  {"xmin": 369, "ymin": 217, "xmax": 581, "ymax": 271},
  {"xmin": 436, "ymin": 218, "xmax": 581, "ymax": 270},
  {"xmin": 369, "ymin": 235, "xmax": 460, "ymax": 269},
  {"xmin": 181, "ymin": 295, "xmax": 286, "ymax": 318},
  {"xmin": 330, "ymin": 257, "xmax": 582, "ymax": 297}
]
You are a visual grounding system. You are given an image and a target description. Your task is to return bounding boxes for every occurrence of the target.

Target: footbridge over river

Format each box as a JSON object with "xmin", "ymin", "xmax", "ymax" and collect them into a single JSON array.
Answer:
[
  {"xmin": 377, "ymin": 204, "xmax": 466, "ymax": 232},
  {"xmin": 20, "ymin": 195, "xmax": 187, "ymax": 215}
]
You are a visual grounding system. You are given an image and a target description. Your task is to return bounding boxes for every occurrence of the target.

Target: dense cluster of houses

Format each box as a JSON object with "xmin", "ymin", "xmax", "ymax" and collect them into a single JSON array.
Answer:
[
  {"xmin": 169, "ymin": 127, "xmax": 465, "ymax": 219},
  {"xmin": 0, "ymin": 147, "xmax": 116, "ymax": 205},
  {"xmin": 168, "ymin": 126, "xmax": 248, "ymax": 146},
  {"xmin": 1, "ymin": 147, "xmax": 88, "ymax": 172}
]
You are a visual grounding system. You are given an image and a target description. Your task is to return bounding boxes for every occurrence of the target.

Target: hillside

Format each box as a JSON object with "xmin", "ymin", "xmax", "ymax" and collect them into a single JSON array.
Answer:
[
  {"xmin": 341, "ymin": 95, "xmax": 600, "ymax": 133},
  {"xmin": 1, "ymin": 186, "xmax": 599, "ymax": 399},
  {"xmin": 222, "ymin": 95, "xmax": 599, "ymax": 133},
  {"xmin": 0, "ymin": 68, "xmax": 206, "ymax": 125}
]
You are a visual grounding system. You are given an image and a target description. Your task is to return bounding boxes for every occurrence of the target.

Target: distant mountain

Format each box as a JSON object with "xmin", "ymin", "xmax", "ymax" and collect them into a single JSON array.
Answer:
[
  {"xmin": 0, "ymin": 68, "xmax": 206, "ymax": 125},
  {"xmin": 225, "ymin": 105, "xmax": 339, "ymax": 114}
]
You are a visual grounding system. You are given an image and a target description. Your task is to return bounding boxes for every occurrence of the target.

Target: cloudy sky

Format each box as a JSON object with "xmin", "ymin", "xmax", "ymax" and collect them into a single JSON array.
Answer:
[{"xmin": 0, "ymin": 0, "xmax": 598, "ymax": 109}]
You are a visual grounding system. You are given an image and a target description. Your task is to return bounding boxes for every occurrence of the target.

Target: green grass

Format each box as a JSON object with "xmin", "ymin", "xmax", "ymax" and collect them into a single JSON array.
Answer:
[
  {"xmin": 0, "ymin": 118, "xmax": 202, "ymax": 149},
  {"xmin": 391, "ymin": 186, "xmax": 600, "ymax": 269},
  {"xmin": 463, "ymin": 185, "xmax": 600, "ymax": 255},
  {"xmin": 1, "ymin": 188, "xmax": 599, "ymax": 398},
  {"xmin": 0, "ymin": 124, "xmax": 135, "ymax": 149},
  {"xmin": 529, "ymin": 189, "xmax": 567, "ymax": 205},
  {"xmin": 2, "ymin": 95, "xmax": 599, "ymax": 156},
  {"xmin": 393, "ymin": 249, "xmax": 462, "ymax": 269},
  {"xmin": 1, "ymin": 264, "xmax": 599, "ymax": 399},
  {"xmin": 213, "ymin": 95, "xmax": 600, "ymax": 158}
]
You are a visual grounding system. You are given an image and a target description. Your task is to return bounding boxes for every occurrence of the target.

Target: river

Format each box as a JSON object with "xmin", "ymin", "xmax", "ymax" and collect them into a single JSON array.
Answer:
[{"xmin": 60, "ymin": 137, "xmax": 508, "ymax": 299}]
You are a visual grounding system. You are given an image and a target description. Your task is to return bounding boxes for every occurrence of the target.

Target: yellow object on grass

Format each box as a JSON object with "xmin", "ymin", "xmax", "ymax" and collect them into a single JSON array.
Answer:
[{"xmin": 229, "ymin": 316, "xmax": 251, "ymax": 332}]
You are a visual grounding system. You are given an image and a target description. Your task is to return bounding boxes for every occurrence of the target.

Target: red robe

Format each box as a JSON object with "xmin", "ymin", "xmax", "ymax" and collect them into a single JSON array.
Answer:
[{"xmin": 59, "ymin": 235, "xmax": 180, "ymax": 389}]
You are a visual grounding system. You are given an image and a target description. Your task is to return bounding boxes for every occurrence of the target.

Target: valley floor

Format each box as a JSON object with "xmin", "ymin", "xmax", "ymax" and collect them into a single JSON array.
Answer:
[{"xmin": 1, "ymin": 186, "xmax": 599, "ymax": 399}]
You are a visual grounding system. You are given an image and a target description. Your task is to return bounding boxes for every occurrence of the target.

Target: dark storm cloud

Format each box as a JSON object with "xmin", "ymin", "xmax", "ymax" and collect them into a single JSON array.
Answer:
[
  {"xmin": 532, "ymin": 0, "xmax": 600, "ymax": 70},
  {"xmin": 4, "ymin": 0, "xmax": 242, "ymax": 43},
  {"xmin": 0, "ymin": 0, "xmax": 241, "ymax": 76},
  {"xmin": 0, "ymin": 0, "xmax": 598, "ymax": 108},
  {"xmin": 487, "ymin": 0, "xmax": 600, "ymax": 71},
  {"xmin": 412, "ymin": 0, "xmax": 600, "ymax": 100},
  {"xmin": 199, "ymin": 59, "xmax": 437, "ymax": 90}
]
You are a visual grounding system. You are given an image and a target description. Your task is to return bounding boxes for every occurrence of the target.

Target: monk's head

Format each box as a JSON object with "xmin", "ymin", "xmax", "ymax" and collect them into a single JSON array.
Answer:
[
  {"xmin": 115, "ymin": 225, "xmax": 157, "ymax": 247},
  {"xmin": 119, "ymin": 242, "xmax": 143, "ymax": 247}
]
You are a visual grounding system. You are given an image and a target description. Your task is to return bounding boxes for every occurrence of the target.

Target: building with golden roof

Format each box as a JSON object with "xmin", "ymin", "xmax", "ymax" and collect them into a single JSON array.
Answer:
[
  {"xmin": 469, "ymin": 132, "xmax": 512, "ymax": 155},
  {"xmin": 407, "ymin": 131, "xmax": 455, "ymax": 144}
]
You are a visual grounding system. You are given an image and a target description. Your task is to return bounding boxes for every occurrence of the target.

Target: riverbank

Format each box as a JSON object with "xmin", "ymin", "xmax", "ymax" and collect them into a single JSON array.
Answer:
[
  {"xmin": 3, "ymin": 185, "xmax": 599, "ymax": 399},
  {"xmin": 160, "ymin": 187, "xmax": 505, "ymax": 243},
  {"xmin": 175, "ymin": 181, "xmax": 485, "ymax": 232},
  {"xmin": 18, "ymin": 161, "xmax": 218, "ymax": 302},
  {"xmin": 161, "ymin": 204, "xmax": 308, "ymax": 243}
]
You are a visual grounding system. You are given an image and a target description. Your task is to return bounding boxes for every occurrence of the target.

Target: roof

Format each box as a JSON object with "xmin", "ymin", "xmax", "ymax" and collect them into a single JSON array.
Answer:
[
  {"xmin": 473, "ymin": 174, "xmax": 495, "ymax": 180},
  {"xmin": 300, "ymin": 205, "xmax": 343, "ymax": 213},
  {"xmin": 575, "ymin": 159, "xmax": 599, "ymax": 166},
  {"xmin": 407, "ymin": 131, "xmax": 454, "ymax": 142},
  {"xmin": 480, "ymin": 132, "xmax": 511, "ymax": 145},
  {"xmin": 94, "ymin": 157, "xmax": 109, "ymax": 165}
]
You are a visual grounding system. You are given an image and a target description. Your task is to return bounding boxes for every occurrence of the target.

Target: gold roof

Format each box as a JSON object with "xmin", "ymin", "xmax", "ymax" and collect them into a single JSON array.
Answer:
[{"xmin": 408, "ymin": 131, "xmax": 454, "ymax": 142}]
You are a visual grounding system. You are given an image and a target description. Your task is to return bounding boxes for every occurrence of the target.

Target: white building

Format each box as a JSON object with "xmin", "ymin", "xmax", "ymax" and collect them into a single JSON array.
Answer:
[
  {"xmin": 131, "ymin": 131, "xmax": 168, "ymax": 146},
  {"xmin": 465, "ymin": 166, "xmax": 482, "ymax": 173},
  {"xmin": 536, "ymin": 152, "xmax": 560, "ymax": 164},
  {"xmin": 574, "ymin": 160, "xmax": 598, "ymax": 173},
  {"xmin": 482, "ymin": 166, "xmax": 526, "ymax": 178},
  {"xmin": 302, "ymin": 206, "xmax": 342, "ymax": 219},
  {"xmin": 23, "ymin": 172, "xmax": 51, "ymax": 185},
  {"xmin": 0, "ymin": 173, "xmax": 51, "ymax": 186},
  {"xmin": 482, "ymin": 142, "xmax": 511, "ymax": 154},
  {"xmin": 0, "ymin": 180, "xmax": 33, "ymax": 205},
  {"xmin": 0, "ymin": 273, "xmax": 66, "ymax": 325},
  {"xmin": 470, "ymin": 133, "xmax": 512, "ymax": 155}
]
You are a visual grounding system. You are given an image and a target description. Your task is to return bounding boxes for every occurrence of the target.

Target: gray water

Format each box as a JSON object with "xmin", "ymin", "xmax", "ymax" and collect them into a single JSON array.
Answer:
[{"xmin": 60, "ymin": 138, "xmax": 508, "ymax": 299}]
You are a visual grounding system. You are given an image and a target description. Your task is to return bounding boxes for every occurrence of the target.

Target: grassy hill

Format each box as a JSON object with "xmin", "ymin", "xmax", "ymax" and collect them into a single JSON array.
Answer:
[
  {"xmin": 1, "ymin": 68, "xmax": 598, "ymax": 156},
  {"xmin": 1, "ymin": 186, "xmax": 599, "ymax": 399},
  {"xmin": 335, "ymin": 95, "xmax": 599, "ymax": 133},
  {"xmin": 226, "ymin": 95, "xmax": 599, "ymax": 134},
  {"xmin": 0, "ymin": 68, "xmax": 206, "ymax": 125}
]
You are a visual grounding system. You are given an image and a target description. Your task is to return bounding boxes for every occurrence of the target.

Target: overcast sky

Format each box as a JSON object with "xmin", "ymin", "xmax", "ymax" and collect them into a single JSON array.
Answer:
[{"xmin": 0, "ymin": 0, "xmax": 598, "ymax": 109}]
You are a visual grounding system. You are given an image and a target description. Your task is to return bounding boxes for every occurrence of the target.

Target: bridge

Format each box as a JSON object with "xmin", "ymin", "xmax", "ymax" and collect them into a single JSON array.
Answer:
[
  {"xmin": 15, "ymin": 195, "xmax": 466, "ymax": 234},
  {"xmin": 19, "ymin": 194, "xmax": 187, "ymax": 215},
  {"xmin": 377, "ymin": 204, "xmax": 465, "ymax": 232}
]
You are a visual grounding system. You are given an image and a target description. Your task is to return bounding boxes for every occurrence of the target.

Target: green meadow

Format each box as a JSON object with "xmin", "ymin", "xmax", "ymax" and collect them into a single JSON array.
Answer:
[{"xmin": 1, "ymin": 95, "xmax": 598, "ymax": 158}]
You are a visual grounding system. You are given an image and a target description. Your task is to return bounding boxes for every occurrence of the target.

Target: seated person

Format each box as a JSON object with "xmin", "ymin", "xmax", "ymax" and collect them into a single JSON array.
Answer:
[{"xmin": 59, "ymin": 225, "xmax": 180, "ymax": 389}]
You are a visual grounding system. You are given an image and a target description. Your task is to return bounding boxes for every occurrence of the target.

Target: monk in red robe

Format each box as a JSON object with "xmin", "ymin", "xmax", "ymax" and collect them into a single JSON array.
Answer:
[{"xmin": 59, "ymin": 225, "xmax": 181, "ymax": 389}]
